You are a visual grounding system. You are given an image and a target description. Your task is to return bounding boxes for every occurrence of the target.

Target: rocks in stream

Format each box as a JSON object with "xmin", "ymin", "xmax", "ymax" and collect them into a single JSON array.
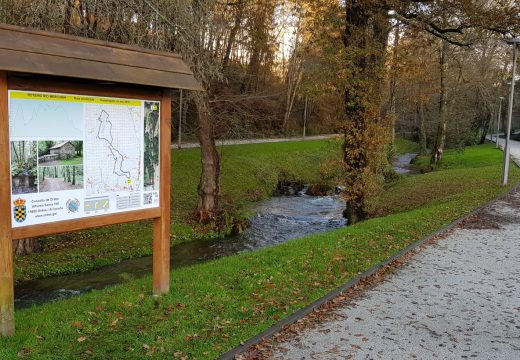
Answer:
[
  {"xmin": 274, "ymin": 180, "xmax": 305, "ymax": 196},
  {"xmin": 305, "ymin": 184, "xmax": 332, "ymax": 196},
  {"xmin": 274, "ymin": 180, "xmax": 334, "ymax": 197}
]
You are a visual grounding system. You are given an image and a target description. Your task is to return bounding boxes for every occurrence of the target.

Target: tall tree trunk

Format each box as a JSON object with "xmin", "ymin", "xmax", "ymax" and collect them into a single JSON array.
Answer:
[
  {"xmin": 63, "ymin": 0, "xmax": 73, "ymax": 34},
  {"xmin": 388, "ymin": 24, "xmax": 400, "ymax": 143},
  {"xmin": 282, "ymin": 23, "xmax": 302, "ymax": 132},
  {"xmin": 342, "ymin": 1, "xmax": 390, "ymax": 224},
  {"xmin": 241, "ymin": 46, "xmax": 261, "ymax": 93},
  {"xmin": 13, "ymin": 238, "xmax": 41, "ymax": 255},
  {"xmin": 240, "ymin": 1, "xmax": 270, "ymax": 93},
  {"xmin": 195, "ymin": 93, "xmax": 221, "ymax": 223},
  {"xmin": 431, "ymin": 41, "xmax": 449, "ymax": 164},
  {"xmin": 417, "ymin": 101, "xmax": 427, "ymax": 152},
  {"xmin": 222, "ymin": 0, "xmax": 245, "ymax": 69},
  {"xmin": 479, "ymin": 117, "xmax": 491, "ymax": 144}
]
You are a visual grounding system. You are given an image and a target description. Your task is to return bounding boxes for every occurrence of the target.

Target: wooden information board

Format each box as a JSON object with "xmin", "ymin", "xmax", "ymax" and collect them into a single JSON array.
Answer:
[
  {"xmin": 9, "ymin": 90, "xmax": 162, "ymax": 229},
  {"xmin": 0, "ymin": 24, "xmax": 201, "ymax": 336}
]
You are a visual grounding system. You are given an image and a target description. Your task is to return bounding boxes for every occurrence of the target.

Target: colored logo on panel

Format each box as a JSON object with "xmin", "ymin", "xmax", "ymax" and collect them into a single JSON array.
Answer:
[
  {"xmin": 13, "ymin": 198, "xmax": 27, "ymax": 223},
  {"xmin": 66, "ymin": 198, "xmax": 80, "ymax": 213}
]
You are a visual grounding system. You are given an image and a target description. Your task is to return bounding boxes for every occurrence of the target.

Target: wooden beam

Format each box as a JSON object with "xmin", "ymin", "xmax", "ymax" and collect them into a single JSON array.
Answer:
[
  {"xmin": 0, "ymin": 49, "xmax": 202, "ymax": 91},
  {"xmin": 153, "ymin": 90, "xmax": 172, "ymax": 295},
  {"xmin": 8, "ymin": 74, "xmax": 163, "ymax": 101},
  {"xmin": 12, "ymin": 208, "xmax": 161, "ymax": 240},
  {"xmin": 0, "ymin": 71, "xmax": 15, "ymax": 336}
]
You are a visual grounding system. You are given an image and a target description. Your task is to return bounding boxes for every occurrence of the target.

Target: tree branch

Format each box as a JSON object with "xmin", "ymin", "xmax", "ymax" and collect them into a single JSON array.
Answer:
[{"xmin": 391, "ymin": 11, "xmax": 473, "ymax": 47}]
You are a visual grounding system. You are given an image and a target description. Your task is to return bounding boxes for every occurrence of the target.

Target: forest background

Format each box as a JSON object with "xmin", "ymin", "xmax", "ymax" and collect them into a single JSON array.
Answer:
[{"xmin": 1, "ymin": 0, "xmax": 519, "ymax": 228}]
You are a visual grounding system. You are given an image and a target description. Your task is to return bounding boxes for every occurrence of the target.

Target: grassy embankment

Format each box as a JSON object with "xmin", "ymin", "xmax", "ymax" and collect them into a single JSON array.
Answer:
[
  {"xmin": 57, "ymin": 156, "xmax": 84, "ymax": 165},
  {"xmin": 3, "ymin": 143, "xmax": 519, "ymax": 359},
  {"xmin": 392, "ymin": 137, "xmax": 420, "ymax": 155},
  {"xmin": 15, "ymin": 140, "xmax": 340, "ymax": 283}
]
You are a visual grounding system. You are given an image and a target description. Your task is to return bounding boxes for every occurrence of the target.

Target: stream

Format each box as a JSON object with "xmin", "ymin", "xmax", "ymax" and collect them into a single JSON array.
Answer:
[
  {"xmin": 15, "ymin": 192, "xmax": 346, "ymax": 308},
  {"xmin": 393, "ymin": 153, "xmax": 418, "ymax": 174},
  {"xmin": 14, "ymin": 154, "xmax": 416, "ymax": 308}
]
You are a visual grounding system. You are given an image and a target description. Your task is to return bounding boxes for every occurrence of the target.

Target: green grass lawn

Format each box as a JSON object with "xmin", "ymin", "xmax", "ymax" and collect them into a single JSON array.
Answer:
[
  {"xmin": 372, "ymin": 145, "xmax": 514, "ymax": 216},
  {"xmin": 171, "ymin": 139, "xmax": 340, "ymax": 220},
  {"xmin": 2, "ymin": 143, "xmax": 518, "ymax": 359},
  {"xmin": 15, "ymin": 140, "xmax": 340, "ymax": 283},
  {"xmin": 57, "ymin": 156, "xmax": 83, "ymax": 165},
  {"xmin": 393, "ymin": 138, "xmax": 420, "ymax": 155}
]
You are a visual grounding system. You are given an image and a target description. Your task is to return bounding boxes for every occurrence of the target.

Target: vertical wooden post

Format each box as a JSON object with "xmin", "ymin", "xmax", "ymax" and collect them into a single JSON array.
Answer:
[
  {"xmin": 153, "ymin": 89, "xmax": 172, "ymax": 295},
  {"xmin": 0, "ymin": 71, "xmax": 15, "ymax": 336}
]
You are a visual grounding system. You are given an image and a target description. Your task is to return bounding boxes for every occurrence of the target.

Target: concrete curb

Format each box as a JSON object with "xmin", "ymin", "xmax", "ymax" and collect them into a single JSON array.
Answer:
[{"xmin": 219, "ymin": 182, "xmax": 520, "ymax": 360}]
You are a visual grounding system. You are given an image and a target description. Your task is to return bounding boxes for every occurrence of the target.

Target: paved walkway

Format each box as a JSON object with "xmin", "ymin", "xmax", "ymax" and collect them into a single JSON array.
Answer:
[
  {"xmin": 487, "ymin": 134, "xmax": 520, "ymax": 166},
  {"xmin": 270, "ymin": 189, "xmax": 520, "ymax": 359},
  {"xmin": 171, "ymin": 134, "xmax": 337, "ymax": 149}
]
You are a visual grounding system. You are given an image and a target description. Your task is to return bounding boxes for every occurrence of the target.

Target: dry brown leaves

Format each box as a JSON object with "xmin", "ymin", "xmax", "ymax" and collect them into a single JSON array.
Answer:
[
  {"xmin": 458, "ymin": 211, "xmax": 500, "ymax": 230},
  {"xmin": 236, "ymin": 225, "xmax": 455, "ymax": 359}
]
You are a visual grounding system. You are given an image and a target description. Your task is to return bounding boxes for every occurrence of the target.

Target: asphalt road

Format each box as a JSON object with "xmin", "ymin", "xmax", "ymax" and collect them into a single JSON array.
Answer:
[{"xmin": 488, "ymin": 134, "xmax": 520, "ymax": 166}]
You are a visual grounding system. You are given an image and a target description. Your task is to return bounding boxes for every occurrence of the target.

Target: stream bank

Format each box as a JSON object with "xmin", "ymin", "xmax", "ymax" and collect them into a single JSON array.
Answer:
[
  {"xmin": 14, "ymin": 152, "xmax": 417, "ymax": 308},
  {"xmin": 15, "ymin": 190, "xmax": 347, "ymax": 308}
]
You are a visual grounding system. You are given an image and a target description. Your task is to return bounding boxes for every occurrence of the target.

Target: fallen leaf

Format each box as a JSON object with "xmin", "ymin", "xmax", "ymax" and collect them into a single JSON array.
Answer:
[
  {"xmin": 17, "ymin": 348, "xmax": 31, "ymax": 358},
  {"xmin": 77, "ymin": 336, "xmax": 87, "ymax": 343}
]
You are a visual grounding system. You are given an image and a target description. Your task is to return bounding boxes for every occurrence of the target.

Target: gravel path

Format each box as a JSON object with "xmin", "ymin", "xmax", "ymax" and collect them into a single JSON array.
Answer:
[
  {"xmin": 269, "ymin": 189, "xmax": 520, "ymax": 360},
  {"xmin": 171, "ymin": 134, "xmax": 337, "ymax": 149},
  {"xmin": 39, "ymin": 177, "xmax": 81, "ymax": 192}
]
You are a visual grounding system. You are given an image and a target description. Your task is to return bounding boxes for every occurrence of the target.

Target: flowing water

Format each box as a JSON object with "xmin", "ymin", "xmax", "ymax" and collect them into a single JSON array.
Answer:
[
  {"xmin": 15, "ymin": 154, "xmax": 416, "ymax": 308},
  {"xmin": 393, "ymin": 153, "xmax": 418, "ymax": 174},
  {"xmin": 15, "ymin": 192, "xmax": 346, "ymax": 308}
]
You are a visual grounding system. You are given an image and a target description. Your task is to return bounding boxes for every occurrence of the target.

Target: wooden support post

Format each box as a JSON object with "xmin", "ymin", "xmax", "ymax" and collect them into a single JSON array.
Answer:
[
  {"xmin": 0, "ymin": 71, "xmax": 15, "ymax": 336},
  {"xmin": 153, "ymin": 89, "xmax": 172, "ymax": 295}
]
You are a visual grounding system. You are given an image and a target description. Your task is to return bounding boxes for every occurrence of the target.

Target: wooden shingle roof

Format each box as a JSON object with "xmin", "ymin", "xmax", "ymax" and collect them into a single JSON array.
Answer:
[{"xmin": 0, "ymin": 23, "xmax": 202, "ymax": 91}]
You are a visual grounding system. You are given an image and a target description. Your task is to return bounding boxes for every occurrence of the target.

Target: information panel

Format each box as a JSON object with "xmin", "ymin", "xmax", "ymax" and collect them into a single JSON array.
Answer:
[{"xmin": 8, "ymin": 90, "xmax": 161, "ymax": 228}]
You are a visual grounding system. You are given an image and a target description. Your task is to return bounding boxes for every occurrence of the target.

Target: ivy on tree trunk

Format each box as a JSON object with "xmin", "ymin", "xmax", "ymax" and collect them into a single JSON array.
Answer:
[{"xmin": 342, "ymin": 1, "xmax": 391, "ymax": 224}]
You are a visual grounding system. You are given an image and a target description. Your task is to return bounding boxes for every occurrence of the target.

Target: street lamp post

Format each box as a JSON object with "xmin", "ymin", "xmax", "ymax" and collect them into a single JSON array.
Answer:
[
  {"xmin": 502, "ymin": 37, "xmax": 519, "ymax": 185},
  {"xmin": 496, "ymin": 97, "xmax": 504, "ymax": 148}
]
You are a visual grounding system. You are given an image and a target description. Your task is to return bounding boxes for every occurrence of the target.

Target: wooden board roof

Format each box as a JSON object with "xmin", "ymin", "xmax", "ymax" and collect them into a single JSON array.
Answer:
[{"xmin": 0, "ymin": 23, "xmax": 202, "ymax": 91}]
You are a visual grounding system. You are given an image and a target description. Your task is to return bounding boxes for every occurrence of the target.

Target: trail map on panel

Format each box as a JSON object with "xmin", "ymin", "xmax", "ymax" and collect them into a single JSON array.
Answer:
[
  {"xmin": 85, "ymin": 104, "xmax": 142, "ymax": 195},
  {"xmin": 8, "ymin": 90, "xmax": 161, "ymax": 228}
]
